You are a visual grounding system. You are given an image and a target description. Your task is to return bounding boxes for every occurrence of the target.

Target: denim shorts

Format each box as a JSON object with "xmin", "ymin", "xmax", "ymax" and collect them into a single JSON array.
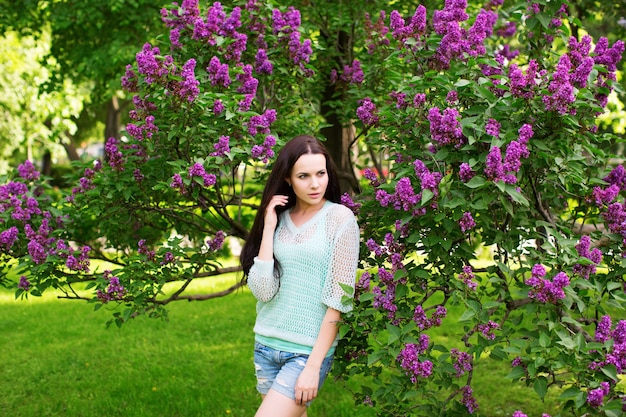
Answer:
[{"xmin": 253, "ymin": 342, "xmax": 334, "ymax": 404}]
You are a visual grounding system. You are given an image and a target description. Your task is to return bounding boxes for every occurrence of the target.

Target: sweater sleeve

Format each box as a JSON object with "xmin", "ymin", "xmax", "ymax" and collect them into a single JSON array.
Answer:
[
  {"xmin": 247, "ymin": 257, "xmax": 279, "ymax": 302},
  {"xmin": 321, "ymin": 210, "xmax": 360, "ymax": 313}
]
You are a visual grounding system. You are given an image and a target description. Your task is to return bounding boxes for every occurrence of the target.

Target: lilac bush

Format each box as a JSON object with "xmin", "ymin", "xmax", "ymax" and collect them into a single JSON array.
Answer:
[{"xmin": 330, "ymin": 0, "xmax": 626, "ymax": 416}]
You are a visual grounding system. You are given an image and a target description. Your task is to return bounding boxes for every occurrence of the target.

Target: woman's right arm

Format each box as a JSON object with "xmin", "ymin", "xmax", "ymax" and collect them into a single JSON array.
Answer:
[{"xmin": 247, "ymin": 195, "xmax": 288, "ymax": 302}]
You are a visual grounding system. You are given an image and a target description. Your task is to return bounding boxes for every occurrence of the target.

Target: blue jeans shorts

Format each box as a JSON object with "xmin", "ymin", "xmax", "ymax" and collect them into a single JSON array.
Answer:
[{"xmin": 253, "ymin": 342, "xmax": 334, "ymax": 404}]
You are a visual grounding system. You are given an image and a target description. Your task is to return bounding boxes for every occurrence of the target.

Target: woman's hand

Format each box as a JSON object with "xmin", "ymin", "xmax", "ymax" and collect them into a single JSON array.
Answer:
[
  {"xmin": 264, "ymin": 195, "xmax": 288, "ymax": 231},
  {"xmin": 294, "ymin": 364, "xmax": 320, "ymax": 405}
]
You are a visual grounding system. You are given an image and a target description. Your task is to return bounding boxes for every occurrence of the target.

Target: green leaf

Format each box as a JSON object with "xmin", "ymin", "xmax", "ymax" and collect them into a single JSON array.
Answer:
[
  {"xmin": 464, "ymin": 176, "xmax": 486, "ymax": 188},
  {"xmin": 601, "ymin": 364, "xmax": 618, "ymax": 381},
  {"xmin": 533, "ymin": 377, "xmax": 548, "ymax": 400}
]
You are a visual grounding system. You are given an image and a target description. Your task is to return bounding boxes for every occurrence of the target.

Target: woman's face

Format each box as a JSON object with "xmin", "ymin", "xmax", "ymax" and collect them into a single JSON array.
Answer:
[{"xmin": 287, "ymin": 153, "xmax": 329, "ymax": 209}]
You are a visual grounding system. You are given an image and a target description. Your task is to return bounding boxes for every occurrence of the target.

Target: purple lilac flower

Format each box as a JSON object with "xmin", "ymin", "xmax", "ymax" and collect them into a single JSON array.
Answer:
[
  {"xmin": 207, "ymin": 230, "xmax": 225, "ymax": 251},
  {"xmin": 543, "ymin": 54, "xmax": 575, "ymax": 114},
  {"xmin": 477, "ymin": 320, "xmax": 499, "ymax": 340},
  {"xmin": 596, "ymin": 315, "xmax": 612, "ymax": 343},
  {"xmin": 341, "ymin": 193, "xmax": 361, "ymax": 215},
  {"xmin": 121, "ymin": 64, "xmax": 138, "ymax": 92},
  {"xmin": 238, "ymin": 94, "xmax": 254, "ymax": 111},
  {"xmin": 211, "ymin": 135, "xmax": 230, "ymax": 157},
  {"xmin": 179, "ymin": 58, "xmax": 200, "ymax": 102},
  {"xmin": 458, "ymin": 265, "xmax": 478, "ymax": 290},
  {"xmin": 161, "ymin": 251, "xmax": 175, "ymax": 265},
  {"xmin": 356, "ymin": 272, "xmax": 371, "ymax": 295},
  {"xmin": 451, "ymin": 348, "xmax": 473, "ymax": 376},
  {"xmin": 468, "ymin": 9, "xmax": 497, "ymax": 56},
  {"xmin": 592, "ymin": 184, "xmax": 621, "ymax": 207},
  {"xmin": 397, "ymin": 339, "xmax": 433, "ymax": 383},
  {"xmin": 18, "ymin": 275, "xmax": 31, "ymax": 291},
  {"xmin": 527, "ymin": 268, "xmax": 570, "ymax": 304},
  {"xmin": 105, "ymin": 137, "xmax": 124, "ymax": 171},
  {"xmin": 96, "ymin": 271, "xmax": 127, "ymax": 303},
  {"xmin": 573, "ymin": 235, "xmax": 602, "ymax": 279},
  {"xmin": 485, "ymin": 118, "xmax": 501, "ymax": 137},
  {"xmin": 17, "ymin": 161, "xmax": 40, "ymax": 181},
  {"xmin": 413, "ymin": 93, "xmax": 426, "ymax": 107},
  {"xmin": 254, "ymin": 48, "xmax": 273, "ymax": 74},
  {"xmin": 213, "ymin": 99, "xmax": 225, "ymax": 115},
  {"xmin": 340, "ymin": 59, "xmax": 364, "ymax": 84},
  {"xmin": 363, "ymin": 168, "xmax": 381, "ymax": 187},
  {"xmin": 512, "ymin": 412, "xmax": 527, "ymax": 417},
  {"xmin": 461, "ymin": 385, "xmax": 478, "ymax": 413},
  {"xmin": 446, "ymin": 90, "xmax": 458, "ymax": 104},
  {"xmin": 455, "ymin": 165, "xmax": 474, "ymax": 186},
  {"xmin": 188, "ymin": 163, "xmax": 217, "ymax": 187},
  {"xmin": 587, "ymin": 383, "xmax": 610, "ymax": 408},
  {"xmin": 372, "ymin": 284, "xmax": 397, "ymax": 320},
  {"xmin": 0, "ymin": 226, "xmax": 19, "ymax": 250},
  {"xmin": 170, "ymin": 173, "xmax": 185, "ymax": 193},
  {"xmin": 357, "ymin": 98, "xmax": 379, "ymax": 126},
  {"xmin": 484, "ymin": 147, "xmax": 504, "ymax": 181},
  {"xmin": 136, "ymin": 43, "xmax": 169, "ymax": 83},
  {"xmin": 593, "ymin": 38, "xmax": 625, "ymax": 72},
  {"xmin": 428, "ymin": 107, "xmax": 463, "ymax": 147},
  {"xmin": 459, "ymin": 212, "xmax": 476, "ymax": 232},
  {"xmin": 604, "ymin": 165, "xmax": 626, "ymax": 191},
  {"xmin": 138, "ymin": 239, "xmax": 156, "ymax": 261},
  {"xmin": 207, "ymin": 56, "xmax": 231, "ymax": 88}
]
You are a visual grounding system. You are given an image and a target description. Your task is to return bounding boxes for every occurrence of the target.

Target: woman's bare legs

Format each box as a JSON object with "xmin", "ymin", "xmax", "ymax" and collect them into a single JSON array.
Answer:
[{"xmin": 255, "ymin": 392, "xmax": 308, "ymax": 417}]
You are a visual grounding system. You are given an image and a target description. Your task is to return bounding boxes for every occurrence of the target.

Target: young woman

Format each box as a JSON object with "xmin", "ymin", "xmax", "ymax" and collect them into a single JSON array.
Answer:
[{"xmin": 240, "ymin": 135, "xmax": 360, "ymax": 417}]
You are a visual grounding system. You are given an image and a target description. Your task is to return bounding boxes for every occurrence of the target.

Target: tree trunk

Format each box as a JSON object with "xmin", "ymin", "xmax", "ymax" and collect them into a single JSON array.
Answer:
[
  {"xmin": 319, "ymin": 30, "xmax": 360, "ymax": 194},
  {"xmin": 104, "ymin": 96, "xmax": 121, "ymax": 141}
]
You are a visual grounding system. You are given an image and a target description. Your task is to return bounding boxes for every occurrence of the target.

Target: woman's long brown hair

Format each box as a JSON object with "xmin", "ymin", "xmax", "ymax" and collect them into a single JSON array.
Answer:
[{"xmin": 239, "ymin": 135, "xmax": 341, "ymax": 278}]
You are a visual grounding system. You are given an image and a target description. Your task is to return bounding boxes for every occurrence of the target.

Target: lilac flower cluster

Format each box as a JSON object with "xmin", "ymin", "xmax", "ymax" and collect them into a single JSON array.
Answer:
[
  {"xmin": 126, "ymin": 115, "xmax": 158, "ymax": 141},
  {"xmin": 459, "ymin": 211, "xmax": 476, "ymax": 233},
  {"xmin": 526, "ymin": 264, "xmax": 570, "ymax": 304},
  {"xmin": 17, "ymin": 161, "xmax": 40, "ymax": 181},
  {"xmin": 477, "ymin": 320, "xmax": 499, "ymax": 340},
  {"xmin": 451, "ymin": 348, "xmax": 473, "ymax": 376},
  {"xmin": 331, "ymin": 59, "xmax": 364, "ymax": 85},
  {"xmin": 397, "ymin": 336, "xmax": 433, "ymax": 383},
  {"xmin": 356, "ymin": 98, "xmax": 379, "ymax": 126},
  {"xmin": 138, "ymin": 239, "xmax": 156, "ymax": 261},
  {"xmin": 251, "ymin": 135, "xmax": 276, "ymax": 163},
  {"xmin": 413, "ymin": 305, "xmax": 448, "ymax": 330},
  {"xmin": 414, "ymin": 160, "xmax": 442, "ymax": 198},
  {"xmin": 572, "ymin": 235, "xmax": 602, "ymax": 279},
  {"xmin": 179, "ymin": 58, "xmax": 200, "ymax": 102},
  {"xmin": 254, "ymin": 48, "xmax": 273, "ymax": 75},
  {"xmin": 64, "ymin": 244, "xmax": 91, "ymax": 272},
  {"xmin": 507, "ymin": 60, "xmax": 539, "ymax": 99},
  {"xmin": 18, "ymin": 275, "xmax": 31, "ymax": 291},
  {"xmin": 542, "ymin": 55, "xmax": 575, "ymax": 115},
  {"xmin": 188, "ymin": 163, "xmax": 217, "ymax": 187},
  {"xmin": 340, "ymin": 193, "xmax": 361, "ymax": 215},
  {"xmin": 247, "ymin": 109, "xmax": 277, "ymax": 136},
  {"xmin": 105, "ymin": 137, "xmax": 125, "ymax": 171},
  {"xmin": 271, "ymin": 7, "xmax": 312, "ymax": 72},
  {"xmin": 388, "ymin": 6, "xmax": 427, "ymax": 47},
  {"xmin": 375, "ymin": 178, "xmax": 420, "ymax": 213},
  {"xmin": 459, "ymin": 163, "xmax": 475, "ymax": 183},
  {"xmin": 135, "ymin": 43, "xmax": 172, "ymax": 84},
  {"xmin": 363, "ymin": 11, "xmax": 390, "ymax": 54},
  {"xmin": 355, "ymin": 271, "xmax": 371, "ymax": 298},
  {"xmin": 207, "ymin": 56, "xmax": 232, "ymax": 88},
  {"xmin": 211, "ymin": 135, "xmax": 230, "ymax": 157},
  {"xmin": 485, "ymin": 118, "xmax": 501, "ymax": 137},
  {"xmin": 428, "ymin": 107, "xmax": 463, "ymax": 148},
  {"xmin": 590, "ymin": 318, "xmax": 626, "ymax": 374},
  {"xmin": 587, "ymin": 382, "xmax": 610, "ymax": 408},
  {"xmin": 207, "ymin": 230, "xmax": 225, "ymax": 251},
  {"xmin": 362, "ymin": 168, "xmax": 381, "ymax": 187},
  {"xmin": 461, "ymin": 385, "xmax": 478, "ymax": 414},
  {"xmin": 432, "ymin": 0, "xmax": 497, "ymax": 67},
  {"xmin": 604, "ymin": 165, "xmax": 626, "ymax": 192},
  {"xmin": 96, "ymin": 270, "xmax": 127, "ymax": 303},
  {"xmin": 458, "ymin": 265, "xmax": 478, "ymax": 290},
  {"xmin": 484, "ymin": 124, "xmax": 532, "ymax": 184}
]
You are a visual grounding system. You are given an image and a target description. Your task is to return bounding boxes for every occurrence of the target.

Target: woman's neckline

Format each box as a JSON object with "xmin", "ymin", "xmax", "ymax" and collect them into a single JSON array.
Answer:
[{"xmin": 286, "ymin": 200, "xmax": 330, "ymax": 229}]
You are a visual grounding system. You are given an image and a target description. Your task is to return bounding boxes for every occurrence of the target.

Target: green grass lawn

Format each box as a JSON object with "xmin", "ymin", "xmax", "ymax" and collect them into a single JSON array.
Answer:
[{"xmin": 0, "ymin": 276, "xmax": 562, "ymax": 417}]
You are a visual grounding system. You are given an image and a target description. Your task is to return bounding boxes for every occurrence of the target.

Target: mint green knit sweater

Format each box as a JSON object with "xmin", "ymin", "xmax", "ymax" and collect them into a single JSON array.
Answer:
[{"xmin": 247, "ymin": 201, "xmax": 360, "ymax": 353}]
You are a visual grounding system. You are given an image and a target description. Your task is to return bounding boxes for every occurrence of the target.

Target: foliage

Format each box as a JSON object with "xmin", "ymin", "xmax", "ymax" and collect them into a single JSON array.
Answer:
[
  {"xmin": 1, "ymin": 0, "xmax": 626, "ymax": 416},
  {"xmin": 0, "ymin": 30, "xmax": 87, "ymax": 173}
]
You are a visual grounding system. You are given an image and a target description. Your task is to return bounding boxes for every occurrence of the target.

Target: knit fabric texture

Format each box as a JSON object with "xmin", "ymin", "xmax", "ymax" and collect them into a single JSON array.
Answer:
[{"xmin": 247, "ymin": 200, "xmax": 360, "ymax": 351}]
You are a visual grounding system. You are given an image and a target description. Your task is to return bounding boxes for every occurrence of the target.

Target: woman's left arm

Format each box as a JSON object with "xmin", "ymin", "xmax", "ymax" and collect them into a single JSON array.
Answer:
[{"xmin": 294, "ymin": 307, "xmax": 341, "ymax": 405}]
